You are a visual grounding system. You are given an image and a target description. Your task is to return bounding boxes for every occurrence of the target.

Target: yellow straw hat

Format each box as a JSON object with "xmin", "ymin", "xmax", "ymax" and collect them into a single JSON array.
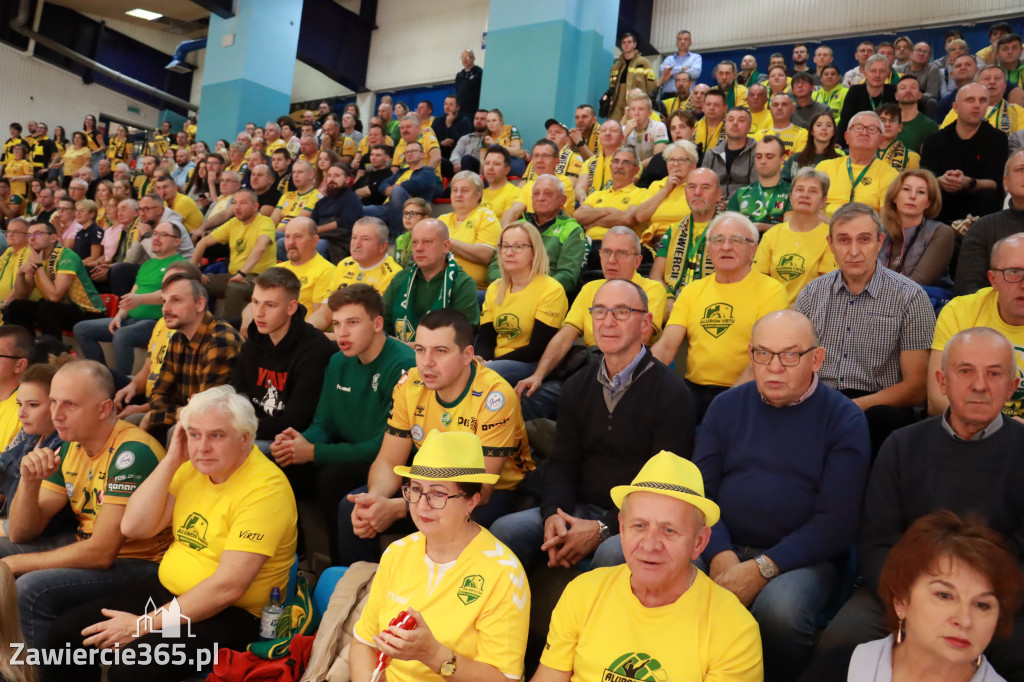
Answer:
[
  {"xmin": 610, "ymin": 451, "xmax": 720, "ymax": 526},
  {"xmin": 393, "ymin": 430, "xmax": 500, "ymax": 484}
]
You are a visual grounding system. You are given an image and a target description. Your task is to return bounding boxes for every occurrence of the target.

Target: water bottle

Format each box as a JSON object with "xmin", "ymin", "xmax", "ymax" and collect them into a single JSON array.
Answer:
[{"xmin": 259, "ymin": 587, "xmax": 284, "ymax": 640}]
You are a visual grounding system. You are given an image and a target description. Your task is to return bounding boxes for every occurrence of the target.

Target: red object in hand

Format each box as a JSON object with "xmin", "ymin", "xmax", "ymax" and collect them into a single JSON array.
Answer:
[{"xmin": 369, "ymin": 610, "xmax": 417, "ymax": 682}]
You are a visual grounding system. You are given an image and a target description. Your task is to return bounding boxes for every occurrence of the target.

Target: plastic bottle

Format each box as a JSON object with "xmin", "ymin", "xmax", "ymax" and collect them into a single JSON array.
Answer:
[{"xmin": 259, "ymin": 587, "xmax": 284, "ymax": 640}]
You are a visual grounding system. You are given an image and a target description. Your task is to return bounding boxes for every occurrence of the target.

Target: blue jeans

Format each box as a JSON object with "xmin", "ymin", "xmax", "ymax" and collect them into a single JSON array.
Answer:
[
  {"xmin": 700, "ymin": 545, "xmax": 838, "ymax": 682},
  {"xmin": 362, "ymin": 185, "xmax": 411, "ymax": 238},
  {"xmin": 276, "ymin": 234, "xmax": 330, "ymax": 262},
  {"xmin": 520, "ymin": 380, "xmax": 562, "ymax": 421},
  {"xmin": 336, "ymin": 485, "xmax": 516, "ymax": 567},
  {"xmin": 73, "ymin": 316, "xmax": 156, "ymax": 375},
  {"xmin": 485, "ymin": 359, "xmax": 537, "ymax": 387},
  {"xmin": 4, "ymin": 537, "xmax": 160, "ymax": 649},
  {"xmin": 488, "ymin": 503, "xmax": 622, "ymax": 572}
]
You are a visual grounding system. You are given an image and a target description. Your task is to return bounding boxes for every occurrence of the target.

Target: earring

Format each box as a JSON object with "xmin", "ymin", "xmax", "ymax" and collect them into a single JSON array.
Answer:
[
  {"xmin": 895, "ymin": 618, "xmax": 905, "ymax": 645},
  {"xmin": 976, "ymin": 655, "xmax": 983, "ymax": 669}
]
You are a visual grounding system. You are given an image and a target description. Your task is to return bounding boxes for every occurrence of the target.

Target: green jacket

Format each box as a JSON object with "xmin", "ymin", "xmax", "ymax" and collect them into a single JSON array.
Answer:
[{"xmin": 487, "ymin": 211, "xmax": 588, "ymax": 292}]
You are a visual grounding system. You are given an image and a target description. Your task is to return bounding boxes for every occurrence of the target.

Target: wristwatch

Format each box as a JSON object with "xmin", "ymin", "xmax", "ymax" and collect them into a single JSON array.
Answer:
[
  {"xmin": 597, "ymin": 519, "xmax": 612, "ymax": 542},
  {"xmin": 754, "ymin": 555, "xmax": 778, "ymax": 581},
  {"xmin": 439, "ymin": 650, "xmax": 457, "ymax": 677}
]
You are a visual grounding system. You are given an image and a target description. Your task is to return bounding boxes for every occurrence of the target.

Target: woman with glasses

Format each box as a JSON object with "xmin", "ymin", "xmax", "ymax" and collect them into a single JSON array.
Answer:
[
  {"xmin": 477, "ymin": 222, "xmax": 567, "ymax": 385},
  {"xmin": 631, "ymin": 140, "xmax": 699, "ymax": 247},
  {"xmin": 880, "ymin": 169, "xmax": 954, "ymax": 287},
  {"xmin": 351, "ymin": 429, "xmax": 530, "ymax": 682},
  {"xmin": 754, "ymin": 168, "xmax": 838, "ymax": 303},
  {"xmin": 396, "ymin": 197, "xmax": 431, "ymax": 268}
]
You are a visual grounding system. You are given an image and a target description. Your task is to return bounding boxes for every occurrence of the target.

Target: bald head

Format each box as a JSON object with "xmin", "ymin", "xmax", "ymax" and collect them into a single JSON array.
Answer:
[
  {"xmin": 751, "ymin": 310, "xmax": 819, "ymax": 347},
  {"xmin": 287, "ymin": 215, "xmax": 318, "ymax": 237},
  {"xmin": 55, "ymin": 360, "xmax": 115, "ymax": 401},
  {"xmin": 944, "ymin": 327, "xmax": 1015, "ymax": 372},
  {"xmin": 412, "ymin": 217, "xmax": 449, "ymax": 241}
]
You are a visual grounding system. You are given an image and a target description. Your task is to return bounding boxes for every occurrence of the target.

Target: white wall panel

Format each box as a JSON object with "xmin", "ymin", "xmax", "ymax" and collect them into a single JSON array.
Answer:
[
  {"xmin": 366, "ymin": 0, "xmax": 488, "ymax": 91},
  {"xmin": 0, "ymin": 42, "xmax": 161, "ymax": 133},
  {"xmin": 652, "ymin": 0, "xmax": 1023, "ymax": 52},
  {"xmin": 292, "ymin": 61, "xmax": 354, "ymax": 102}
]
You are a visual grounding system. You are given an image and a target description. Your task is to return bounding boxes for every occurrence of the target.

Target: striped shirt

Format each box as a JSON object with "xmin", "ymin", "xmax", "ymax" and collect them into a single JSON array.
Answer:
[{"xmin": 795, "ymin": 266, "xmax": 934, "ymax": 393}]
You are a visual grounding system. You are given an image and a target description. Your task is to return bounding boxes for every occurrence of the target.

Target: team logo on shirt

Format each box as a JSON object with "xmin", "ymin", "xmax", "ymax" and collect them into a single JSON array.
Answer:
[
  {"xmin": 114, "ymin": 451, "xmax": 135, "ymax": 470},
  {"xmin": 484, "ymin": 391, "xmax": 505, "ymax": 412},
  {"xmin": 441, "ymin": 411, "xmax": 453, "ymax": 427},
  {"xmin": 177, "ymin": 512, "xmax": 210, "ymax": 551},
  {"xmin": 456, "ymin": 574, "xmax": 485, "ymax": 605},
  {"xmin": 604, "ymin": 652, "xmax": 667, "ymax": 681},
  {"xmin": 494, "ymin": 313, "xmax": 522, "ymax": 341},
  {"xmin": 775, "ymin": 253, "xmax": 806, "ymax": 281},
  {"xmin": 699, "ymin": 302, "xmax": 736, "ymax": 338}
]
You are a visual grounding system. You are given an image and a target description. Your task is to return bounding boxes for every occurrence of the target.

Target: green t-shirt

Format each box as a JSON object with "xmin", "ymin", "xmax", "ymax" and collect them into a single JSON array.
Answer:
[
  {"xmin": 727, "ymin": 181, "xmax": 792, "ymax": 226},
  {"xmin": 897, "ymin": 112, "xmax": 939, "ymax": 154},
  {"xmin": 129, "ymin": 254, "xmax": 185, "ymax": 319},
  {"xmin": 382, "ymin": 264, "xmax": 480, "ymax": 341},
  {"xmin": 50, "ymin": 245, "xmax": 104, "ymax": 314}
]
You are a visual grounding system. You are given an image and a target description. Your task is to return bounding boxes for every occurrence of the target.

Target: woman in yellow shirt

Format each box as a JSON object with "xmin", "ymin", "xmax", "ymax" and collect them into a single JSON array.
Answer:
[
  {"xmin": 754, "ymin": 167, "xmax": 838, "ymax": 303},
  {"xmin": 93, "ymin": 180, "xmax": 115, "ymax": 229},
  {"xmin": 59, "ymin": 132, "xmax": 92, "ymax": 185},
  {"xmin": 105, "ymin": 125, "xmax": 133, "ymax": 165},
  {"xmin": 3, "ymin": 144, "xmax": 35, "ymax": 199},
  {"xmin": 479, "ymin": 221, "xmax": 568, "ymax": 384},
  {"xmin": 630, "ymin": 140, "xmax": 697, "ymax": 246},
  {"xmin": 439, "ymin": 172, "xmax": 502, "ymax": 290},
  {"xmin": 483, "ymin": 109, "xmax": 526, "ymax": 176}
]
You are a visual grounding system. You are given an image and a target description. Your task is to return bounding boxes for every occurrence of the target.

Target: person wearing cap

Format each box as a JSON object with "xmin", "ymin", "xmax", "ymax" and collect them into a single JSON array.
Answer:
[
  {"xmin": 338, "ymin": 308, "xmax": 532, "ymax": 566},
  {"xmin": 350, "ymin": 429, "xmax": 530, "ymax": 682},
  {"xmin": 523, "ymin": 120, "xmax": 584, "ymax": 182},
  {"xmin": 500, "ymin": 140, "xmax": 576, "ymax": 228},
  {"xmin": 692, "ymin": 310, "xmax": 871, "ymax": 682},
  {"xmin": 531, "ymin": 451, "xmax": 763, "ymax": 682}
]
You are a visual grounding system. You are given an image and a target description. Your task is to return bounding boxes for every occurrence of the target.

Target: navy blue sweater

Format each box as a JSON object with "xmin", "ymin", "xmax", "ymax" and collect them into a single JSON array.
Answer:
[{"xmin": 694, "ymin": 380, "xmax": 871, "ymax": 572}]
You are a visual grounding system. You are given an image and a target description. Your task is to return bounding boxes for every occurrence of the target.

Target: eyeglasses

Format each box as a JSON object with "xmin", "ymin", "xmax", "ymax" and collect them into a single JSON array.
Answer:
[
  {"xmin": 7, "ymin": 230, "xmax": 27, "ymax": 237},
  {"xmin": 152, "ymin": 231, "xmax": 179, "ymax": 239},
  {"xmin": 751, "ymin": 347, "xmax": 816, "ymax": 366},
  {"xmin": 0, "ymin": 354, "xmax": 25, "ymax": 361},
  {"xmin": 589, "ymin": 305, "xmax": 647, "ymax": 320},
  {"xmin": 993, "ymin": 268, "xmax": 1024, "ymax": 283},
  {"xmin": 402, "ymin": 211, "xmax": 428, "ymax": 218},
  {"xmin": 666, "ymin": 157, "xmax": 692, "ymax": 165},
  {"xmin": 27, "ymin": 232, "xmax": 52, "ymax": 239},
  {"xmin": 531, "ymin": 153, "xmax": 556, "ymax": 159},
  {"xmin": 708, "ymin": 235, "xmax": 757, "ymax": 246},
  {"xmin": 499, "ymin": 242, "xmax": 533, "ymax": 254},
  {"xmin": 599, "ymin": 248, "xmax": 639, "ymax": 260},
  {"xmin": 849, "ymin": 124, "xmax": 882, "ymax": 135},
  {"xmin": 401, "ymin": 485, "xmax": 466, "ymax": 509}
]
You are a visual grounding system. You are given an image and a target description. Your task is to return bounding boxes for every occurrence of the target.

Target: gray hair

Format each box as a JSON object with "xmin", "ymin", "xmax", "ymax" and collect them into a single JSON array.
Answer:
[
  {"xmin": 115, "ymin": 163, "xmax": 131, "ymax": 174},
  {"xmin": 292, "ymin": 159, "xmax": 314, "ymax": 174},
  {"xmin": 792, "ymin": 167, "xmax": 831, "ymax": 195},
  {"xmin": 56, "ymin": 359, "xmax": 115, "ymax": 401},
  {"xmin": 849, "ymin": 110, "xmax": 883, "ymax": 132},
  {"xmin": 708, "ymin": 211, "xmax": 759, "ymax": 242},
  {"xmin": 613, "ymin": 145, "xmax": 641, "ymax": 167},
  {"xmin": 264, "ymin": 122, "xmax": 280, "ymax": 134},
  {"xmin": 354, "ymin": 216, "xmax": 389, "ymax": 244},
  {"xmin": 119, "ymin": 198, "xmax": 139, "ymax": 211},
  {"xmin": 716, "ymin": 59, "xmax": 738, "ymax": 74},
  {"xmin": 179, "ymin": 385, "xmax": 258, "ymax": 442},
  {"xmin": 236, "ymin": 131, "xmax": 252, "ymax": 143},
  {"xmin": 866, "ymin": 54, "xmax": 890, "ymax": 70},
  {"xmin": 942, "ymin": 327, "xmax": 1014, "ymax": 372},
  {"xmin": 662, "ymin": 140, "xmax": 698, "ymax": 164},
  {"xmin": 604, "ymin": 225, "xmax": 642, "ymax": 253},
  {"xmin": 1006, "ymin": 150, "xmax": 1024, "ymax": 177},
  {"xmin": 534, "ymin": 174, "xmax": 565, "ymax": 197},
  {"xmin": 830, "ymin": 202, "xmax": 884, "ymax": 236},
  {"xmin": 69, "ymin": 178, "xmax": 88, "ymax": 190},
  {"xmin": 402, "ymin": 113, "xmax": 420, "ymax": 124},
  {"xmin": 451, "ymin": 170, "xmax": 484, "ymax": 193},
  {"xmin": 220, "ymin": 170, "xmax": 241, "ymax": 184}
]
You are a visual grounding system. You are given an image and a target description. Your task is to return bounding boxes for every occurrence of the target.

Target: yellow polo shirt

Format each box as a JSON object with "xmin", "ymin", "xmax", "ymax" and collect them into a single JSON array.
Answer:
[
  {"xmin": 438, "ymin": 206, "xmax": 502, "ymax": 290},
  {"xmin": 816, "ymin": 157, "xmax": 899, "ymax": 216},
  {"xmin": 281, "ymin": 253, "xmax": 335, "ymax": 318},
  {"xmin": 580, "ymin": 183, "xmax": 645, "ymax": 241}
]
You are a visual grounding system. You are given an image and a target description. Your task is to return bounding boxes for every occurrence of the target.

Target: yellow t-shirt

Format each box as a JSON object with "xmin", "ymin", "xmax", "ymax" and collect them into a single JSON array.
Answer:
[
  {"xmin": 393, "ymin": 129, "xmax": 441, "ymax": 169},
  {"xmin": 694, "ymin": 118, "xmax": 724, "ymax": 152},
  {"xmin": 932, "ymin": 287, "xmax": 1024, "ymax": 417},
  {"xmin": 145, "ymin": 318, "xmax": 175, "ymax": 397},
  {"xmin": 356, "ymin": 136, "xmax": 394, "ymax": 158},
  {"xmin": 755, "ymin": 125, "xmax": 808, "ymax": 159},
  {"xmin": 636, "ymin": 179, "xmax": 690, "ymax": 245},
  {"xmin": 583, "ymin": 154, "xmax": 614, "ymax": 194},
  {"xmin": 161, "ymin": 447, "xmax": 298, "ymax": 617},
  {"xmin": 132, "ymin": 175, "xmax": 154, "ymax": 198},
  {"xmin": 667, "ymin": 269, "xmax": 788, "ymax": 385},
  {"xmin": 816, "ymin": 157, "xmax": 900, "ymax": 216},
  {"xmin": 58, "ymin": 148, "xmax": 91, "ymax": 183},
  {"xmin": 210, "ymin": 214, "xmax": 278, "ymax": 275},
  {"xmin": 353, "ymin": 528, "xmax": 530, "ymax": 682},
  {"xmin": 749, "ymin": 109, "xmax": 773, "ymax": 136},
  {"xmin": 940, "ymin": 102, "xmax": 1024, "ymax": 134},
  {"xmin": 386, "ymin": 362, "xmax": 533, "ymax": 490},
  {"xmin": 439, "ymin": 206, "xmax": 502, "ymax": 290},
  {"xmin": 481, "ymin": 275, "xmax": 568, "ymax": 357},
  {"xmin": 481, "ymin": 182, "xmax": 520, "ymax": 220},
  {"xmin": 324, "ymin": 256, "xmax": 402, "ymax": 298},
  {"xmin": 580, "ymin": 184, "xmax": 645, "ymax": 241},
  {"xmin": 0, "ymin": 245, "xmax": 31, "ymax": 307},
  {"xmin": 516, "ymin": 176, "xmax": 576, "ymax": 217},
  {"xmin": 41, "ymin": 420, "xmax": 170, "ymax": 562},
  {"xmin": 265, "ymin": 139, "xmax": 287, "ymax": 157},
  {"xmin": 4, "ymin": 158, "xmax": 36, "ymax": 198},
  {"xmin": 280, "ymin": 253, "xmax": 334, "ymax": 318},
  {"xmin": 275, "ymin": 188, "xmax": 323, "ymax": 229},
  {"xmin": 524, "ymin": 145, "xmax": 584, "ymax": 180},
  {"xmin": 171, "ymin": 193, "xmax": 203, "ymax": 234},
  {"xmin": 564, "ymin": 272, "xmax": 669, "ymax": 344},
  {"xmin": 331, "ymin": 136, "xmax": 357, "ymax": 158},
  {"xmin": 0, "ymin": 390, "xmax": 20, "ymax": 451},
  {"xmin": 541, "ymin": 565, "xmax": 762, "ymax": 682},
  {"xmin": 753, "ymin": 221, "xmax": 838, "ymax": 303}
]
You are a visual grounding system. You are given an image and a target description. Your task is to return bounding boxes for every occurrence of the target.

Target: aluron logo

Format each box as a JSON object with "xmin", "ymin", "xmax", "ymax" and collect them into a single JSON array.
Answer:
[
  {"xmin": 603, "ymin": 652, "xmax": 667, "ymax": 681},
  {"xmin": 699, "ymin": 302, "xmax": 736, "ymax": 338},
  {"xmin": 177, "ymin": 513, "xmax": 209, "ymax": 551},
  {"xmin": 775, "ymin": 253, "xmax": 806, "ymax": 281},
  {"xmin": 238, "ymin": 530, "xmax": 265, "ymax": 542}
]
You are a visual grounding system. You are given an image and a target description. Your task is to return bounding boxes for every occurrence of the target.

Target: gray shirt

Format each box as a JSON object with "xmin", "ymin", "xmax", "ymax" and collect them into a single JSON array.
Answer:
[
  {"xmin": 451, "ymin": 132, "xmax": 486, "ymax": 166},
  {"xmin": 792, "ymin": 100, "xmax": 833, "ymax": 130},
  {"xmin": 895, "ymin": 62, "xmax": 942, "ymax": 101}
]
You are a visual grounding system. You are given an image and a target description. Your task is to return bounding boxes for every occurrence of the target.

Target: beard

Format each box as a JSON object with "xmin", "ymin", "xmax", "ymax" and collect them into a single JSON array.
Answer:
[{"xmin": 324, "ymin": 184, "xmax": 344, "ymax": 197}]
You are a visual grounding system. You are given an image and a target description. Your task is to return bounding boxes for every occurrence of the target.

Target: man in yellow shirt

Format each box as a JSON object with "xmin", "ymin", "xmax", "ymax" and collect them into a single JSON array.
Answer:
[
  {"xmin": 0, "ymin": 218, "xmax": 32, "ymax": 312},
  {"xmin": 501, "ymin": 140, "xmax": 575, "ymax": 227},
  {"xmin": 308, "ymin": 217, "xmax": 401, "ymax": 332},
  {"xmin": 0, "ymin": 360, "xmax": 169, "ymax": 649},
  {"xmin": 816, "ymin": 111, "xmax": 899, "ymax": 215},
  {"xmin": 0, "ymin": 326, "xmax": 30, "ymax": 449},
  {"xmin": 746, "ymin": 83, "xmax": 773, "ymax": 135},
  {"xmin": 271, "ymin": 159, "xmax": 322, "ymax": 235},
  {"xmin": 652, "ymin": 212, "xmax": 788, "ymax": 420},
  {"xmin": 480, "ymin": 146, "xmax": 520, "ymax": 218},
  {"xmin": 574, "ymin": 146, "xmax": 644, "ymax": 245},
  {"xmin": 277, "ymin": 217, "xmax": 334, "ymax": 319},
  {"xmin": 755, "ymin": 94, "xmax": 809, "ymax": 159},
  {"xmin": 568, "ymin": 103, "xmax": 602, "ymax": 161},
  {"xmin": 132, "ymin": 155, "xmax": 158, "ymax": 198},
  {"xmin": 392, "ymin": 114, "xmax": 442, "ymax": 174},
  {"xmin": 154, "ymin": 174, "xmax": 203, "ymax": 234},
  {"xmin": 693, "ymin": 88, "xmax": 727, "ymax": 160},
  {"xmin": 714, "ymin": 59, "xmax": 749, "ymax": 108},
  {"xmin": 574, "ymin": 119, "xmax": 626, "ymax": 200},
  {"xmin": 533, "ymin": 452, "xmax": 763, "ymax": 682},
  {"xmin": 523, "ymin": 120, "xmax": 583, "ymax": 181},
  {"xmin": 927, "ymin": 233, "xmax": 1024, "ymax": 418}
]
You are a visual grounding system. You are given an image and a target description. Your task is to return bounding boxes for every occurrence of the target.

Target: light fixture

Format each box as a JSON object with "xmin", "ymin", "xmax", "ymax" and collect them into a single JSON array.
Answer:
[{"xmin": 126, "ymin": 8, "xmax": 162, "ymax": 21}]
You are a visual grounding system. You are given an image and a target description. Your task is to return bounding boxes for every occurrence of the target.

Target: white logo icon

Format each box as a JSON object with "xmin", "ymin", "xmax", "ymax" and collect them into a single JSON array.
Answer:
[{"xmin": 136, "ymin": 597, "xmax": 195, "ymax": 638}]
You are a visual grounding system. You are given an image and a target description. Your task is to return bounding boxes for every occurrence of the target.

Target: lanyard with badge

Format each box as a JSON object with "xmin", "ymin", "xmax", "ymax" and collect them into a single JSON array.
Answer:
[
  {"xmin": 986, "ymin": 101, "xmax": 1011, "ymax": 133},
  {"xmin": 846, "ymin": 158, "xmax": 872, "ymax": 203}
]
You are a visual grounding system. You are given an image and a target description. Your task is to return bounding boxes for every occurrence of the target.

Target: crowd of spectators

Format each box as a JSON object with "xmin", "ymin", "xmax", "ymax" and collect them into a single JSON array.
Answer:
[{"xmin": 0, "ymin": 21, "xmax": 1023, "ymax": 682}]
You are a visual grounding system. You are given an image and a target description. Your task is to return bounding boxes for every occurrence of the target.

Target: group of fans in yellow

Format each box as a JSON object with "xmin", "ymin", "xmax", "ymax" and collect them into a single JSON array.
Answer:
[{"xmin": 1, "ymin": 17, "xmax": 1024, "ymax": 682}]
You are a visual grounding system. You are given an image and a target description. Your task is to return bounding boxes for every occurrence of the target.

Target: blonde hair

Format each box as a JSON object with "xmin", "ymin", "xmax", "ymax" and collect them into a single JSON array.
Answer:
[
  {"xmin": 882, "ymin": 168, "xmax": 942, "ymax": 242},
  {"xmin": 495, "ymin": 221, "xmax": 549, "ymax": 306},
  {"xmin": 0, "ymin": 562, "xmax": 34, "ymax": 682}
]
